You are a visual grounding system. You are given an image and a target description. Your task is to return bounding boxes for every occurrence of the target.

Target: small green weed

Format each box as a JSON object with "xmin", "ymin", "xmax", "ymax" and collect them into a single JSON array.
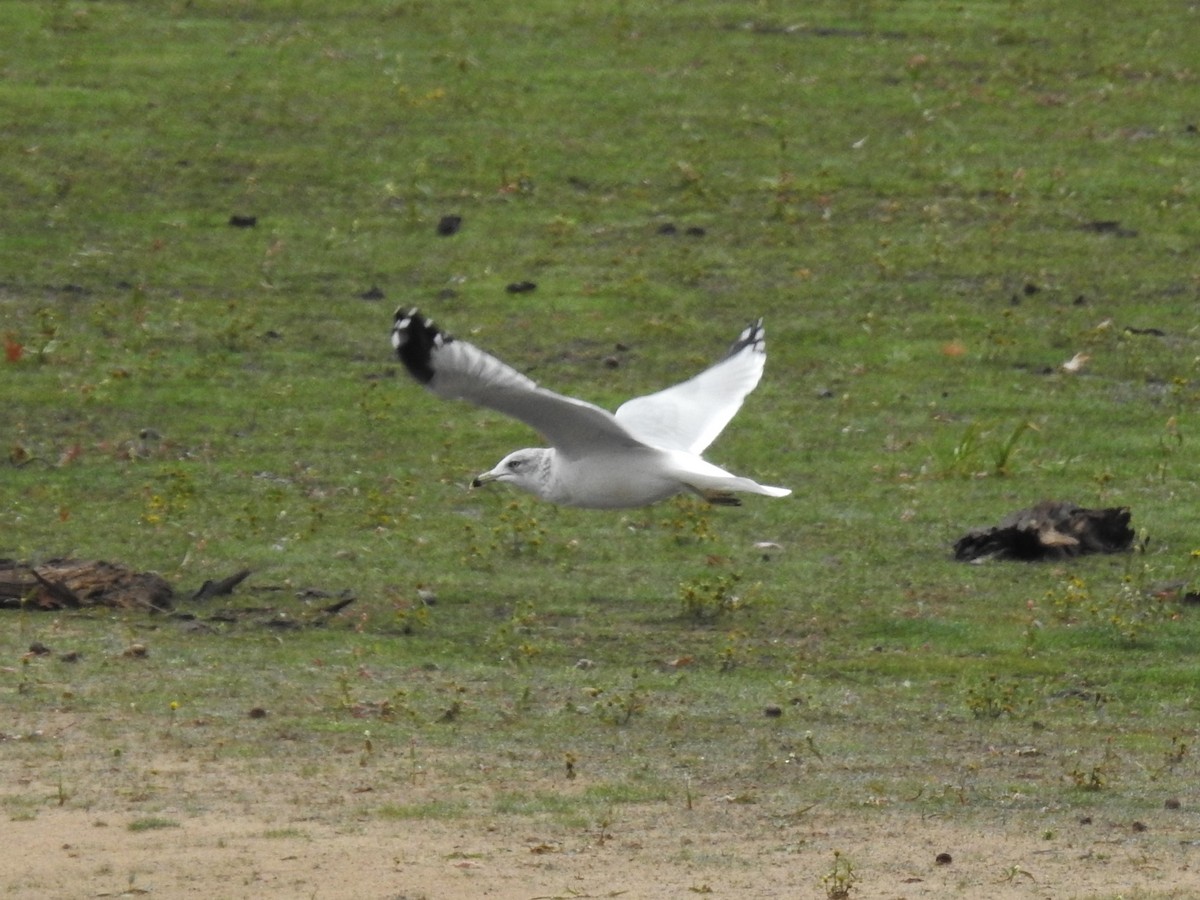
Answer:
[
  {"xmin": 940, "ymin": 420, "xmax": 1037, "ymax": 478},
  {"xmin": 821, "ymin": 850, "xmax": 859, "ymax": 899},
  {"xmin": 1069, "ymin": 739, "xmax": 1120, "ymax": 792},
  {"xmin": 678, "ymin": 572, "xmax": 744, "ymax": 622},
  {"xmin": 1000, "ymin": 865, "xmax": 1036, "ymax": 884},
  {"xmin": 485, "ymin": 599, "xmax": 543, "ymax": 665},
  {"xmin": 55, "ymin": 744, "xmax": 70, "ymax": 807},
  {"xmin": 1154, "ymin": 414, "xmax": 1184, "ymax": 483},
  {"xmin": 494, "ymin": 499, "xmax": 547, "ymax": 556},
  {"xmin": 660, "ymin": 496, "xmax": 717, "ymax": 544},
  {"xmin": 27, "ymin": 306, "xmax": 61, "ymax": 364},
  {"xmin": 391, "ymin": 588, "xmax": 432, "ymax": 635},
  {"xmin": 597, "ymin": 672, "xmax": 646, "ymax": 726},
  {"xmin": 965, "ymin": 674, "xmax": 1025, "ymax": 719},
  {"xmin": 1163, "ymin": 734, "xmax": 1190, "ymax": 768},
  {"xmin": 1045, "ymin": 574, "xmax": 1090, "ymax": 624},
  {"xmin": 1069, "ymin": 764, "xmax": 1109, "ymax": 792},
  {"xmin": 461, "ymin": 520, "xmax": 491, "ymax": 569},
  {"xmin": 716, "ymin": 629, "xmax": 748, "ymax": 672}
]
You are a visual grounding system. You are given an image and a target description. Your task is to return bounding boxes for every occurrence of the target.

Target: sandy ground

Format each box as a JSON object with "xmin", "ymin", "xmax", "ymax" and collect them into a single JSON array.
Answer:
[{"xmin": 5, "ymin": 748, "xmax": 1199, "ymax": 900}]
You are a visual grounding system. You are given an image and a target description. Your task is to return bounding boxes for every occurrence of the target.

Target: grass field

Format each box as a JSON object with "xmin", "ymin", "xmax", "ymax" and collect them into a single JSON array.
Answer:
[{"xmin": 3, "ymin": 1, "xmax": 1200, "ymax": 896}]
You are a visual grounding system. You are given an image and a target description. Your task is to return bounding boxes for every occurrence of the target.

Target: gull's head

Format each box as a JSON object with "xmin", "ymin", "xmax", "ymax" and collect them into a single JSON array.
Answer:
[{"xmin": 472, "ymin": 448, "xmax": 552, "ymax": 499}]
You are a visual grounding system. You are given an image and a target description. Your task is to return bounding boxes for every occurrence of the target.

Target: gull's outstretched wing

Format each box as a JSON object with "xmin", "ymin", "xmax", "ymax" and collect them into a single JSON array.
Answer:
[
  {"xmin": 392, "ymin": 309, "xmax": 643, "ymax": 459},
  {"xmin": 614, "ymin": 319, "xmax": 767, "ymax": 454}
]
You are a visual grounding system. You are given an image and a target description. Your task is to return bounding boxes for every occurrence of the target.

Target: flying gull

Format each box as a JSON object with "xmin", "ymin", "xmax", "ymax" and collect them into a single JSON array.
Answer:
[{"xmin": 390, "ymin": 309, "xmax": 791, "ymax": 509}]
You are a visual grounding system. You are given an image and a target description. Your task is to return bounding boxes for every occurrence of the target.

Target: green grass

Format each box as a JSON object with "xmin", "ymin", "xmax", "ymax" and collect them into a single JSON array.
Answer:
[
  {"xmin": 127, "ymin": 817, "xmax": 181, "ymax": 832},
  {"xmin": 3, "ymin": 0, "xmax": 1200, "ymax": 853}
]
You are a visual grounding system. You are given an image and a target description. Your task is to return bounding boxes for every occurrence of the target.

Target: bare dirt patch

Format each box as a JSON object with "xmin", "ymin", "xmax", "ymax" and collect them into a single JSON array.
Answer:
[{"xmin": 4, "ymin": 733, "xmax": 1197, "ymax": 899}]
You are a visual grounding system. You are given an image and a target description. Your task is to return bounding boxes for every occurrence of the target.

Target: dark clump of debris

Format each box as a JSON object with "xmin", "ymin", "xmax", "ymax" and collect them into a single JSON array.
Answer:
[
  {"xmin": 1, "ymin": 558, "xmax": 174, "ymax": 611},
  {"xmin": 1, "ymin": 559, "xmax": 364, "ymax": 632},
  {"xmin": 435, "ymin": 214, "xmax": 462, "ymax": 236},
  {"xmin": 953, "ymin": 501, "xmax": 1134, "ymax": 563}
]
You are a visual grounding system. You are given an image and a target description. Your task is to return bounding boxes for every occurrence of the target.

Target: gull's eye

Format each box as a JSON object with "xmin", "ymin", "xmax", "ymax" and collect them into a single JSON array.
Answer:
[{"xmin": 507, "ymin": 459, "xmax": 522, "ymax": 470}]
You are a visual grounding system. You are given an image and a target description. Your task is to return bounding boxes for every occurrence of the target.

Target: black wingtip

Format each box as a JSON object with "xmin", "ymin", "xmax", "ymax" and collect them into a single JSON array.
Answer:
[
  {"xmin": 391, "ymin": 307, "xmax": 452, "ymax": 385},
  {"xmin": 726, "ymin": 318, "xmax": 765, "ymax": 359}
]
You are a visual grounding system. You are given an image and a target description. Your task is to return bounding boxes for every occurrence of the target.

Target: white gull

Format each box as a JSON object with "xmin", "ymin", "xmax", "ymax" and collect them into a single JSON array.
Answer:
[{"xmin": 391, "ymin": 309, "xmax": 791, "ymax": 509}]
